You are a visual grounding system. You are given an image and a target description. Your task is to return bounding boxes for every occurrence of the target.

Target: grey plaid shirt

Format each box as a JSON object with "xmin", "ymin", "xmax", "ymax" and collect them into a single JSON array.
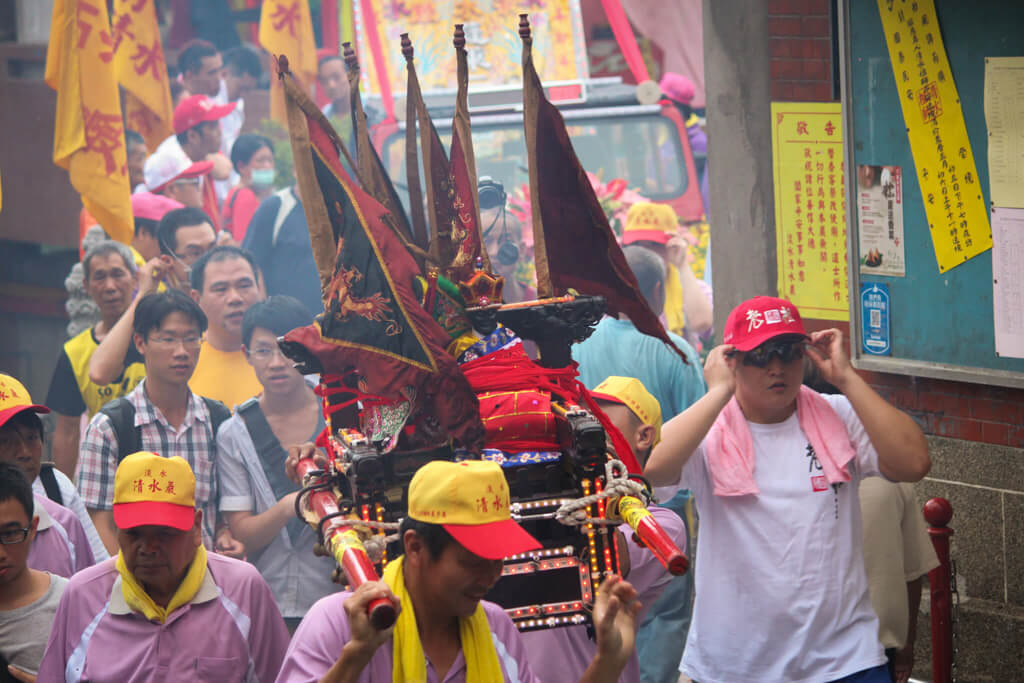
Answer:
[{"xmin": 78, "ymin": 380, "xmax": 219, "ymax": 545}]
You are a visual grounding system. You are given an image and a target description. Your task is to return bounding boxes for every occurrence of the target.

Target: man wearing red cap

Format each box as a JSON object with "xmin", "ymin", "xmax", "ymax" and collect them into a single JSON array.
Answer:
[
  {"xmin": 645, "ymin": 296, "xmax": 931, "ymax": 683},
  {"xmin": 171, "ymin": 94, "xmax": 238, "ymax": 231},
  {"xmin": 38, "ymin": 451, "xmax": 289, "ymax": 681},
  {"xmin": 143, "ymin": 149, "xmax": 214, "ymax": 210},
  {"xmin": 276, "ymin": 460, "xmax": 643, "ymax": 683}
]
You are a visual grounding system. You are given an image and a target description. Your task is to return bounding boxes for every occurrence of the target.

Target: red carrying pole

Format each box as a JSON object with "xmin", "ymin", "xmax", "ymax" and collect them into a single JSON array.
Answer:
[
  {"xmin": 609, "ymin": 496, "xmax": 688, "ymax": 575},
  {"xmin": 296, "ymin": 458, "xmax": 396, "ymax": 629},
  {"xmin": 924, "ymin": 497, "xmax": 954, "ymax": 683}
]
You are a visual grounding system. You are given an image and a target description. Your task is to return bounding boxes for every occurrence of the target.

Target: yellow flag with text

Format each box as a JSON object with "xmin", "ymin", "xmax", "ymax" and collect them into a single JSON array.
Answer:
[
  {"xmin": 45, "ymin": 0, "xmax": 133, "ymax": 245},
  {"xmin": 259, "ymin": 0, "xmax": 318, "ymax": 122},
  {"xmin": 113, "ymin": 0, "xmax": 174, "ymax": 152}
]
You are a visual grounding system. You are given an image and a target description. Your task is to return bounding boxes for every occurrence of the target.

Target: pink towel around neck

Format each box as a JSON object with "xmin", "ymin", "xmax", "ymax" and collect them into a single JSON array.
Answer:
[{"xmin": 704, "ymin": 386, "xmax": 854, "ymax": 496}]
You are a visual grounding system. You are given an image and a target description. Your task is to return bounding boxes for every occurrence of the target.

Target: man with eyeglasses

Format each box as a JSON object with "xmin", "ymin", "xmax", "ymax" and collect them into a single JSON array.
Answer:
[
  {"xmin": 143, "ymin": 147, "xmax": 213, "ymax": 211},
  {"xmin": 645, "ymin": 296, "xmax": 931, "ymax": 683},
  {"xmin": 79, "ymin": 290, "xmax": 241, "ymax": 560},
  {"xmin": 87, "ymin": 208, "xmax": 218, "ymax": 390},
  {"xmin": 0, "ymin": 463, "xmax": 69, "ymax": 681},
  {"xmin": 187, "ymin": 246, "xmax": 265, "ymax": 409},
  {"xmin": 215, "ymin": 296, "xmax": 339, "ymax": 632}
]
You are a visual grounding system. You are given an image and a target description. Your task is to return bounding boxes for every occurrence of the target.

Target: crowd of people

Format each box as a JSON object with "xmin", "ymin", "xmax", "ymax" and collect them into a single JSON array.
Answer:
[{"xmin": 0, "ymin": 36, "xmax": 942, "ymax": 683}]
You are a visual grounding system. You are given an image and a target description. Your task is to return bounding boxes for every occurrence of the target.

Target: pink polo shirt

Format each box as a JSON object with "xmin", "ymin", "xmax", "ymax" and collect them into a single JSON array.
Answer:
[
  {"xmin": 38, "ymin": 553, "xmax": 290, "ymax": 682},
  {"xmin": 276, "ymin": 595, "xmax": 541, "ymax": 683},
  {"xmin": 521, "ymin": 506, "xmax": 687, "ymax": 683},
  {"xmin": 28, "ymin": 494, "xmax": 95, "ymax": 579}
]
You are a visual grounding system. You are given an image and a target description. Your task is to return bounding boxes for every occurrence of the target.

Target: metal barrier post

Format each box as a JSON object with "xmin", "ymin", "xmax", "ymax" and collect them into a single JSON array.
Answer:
[{"xmin": 924, "ymin": 497, "xmax": 954, "ymax": 683}]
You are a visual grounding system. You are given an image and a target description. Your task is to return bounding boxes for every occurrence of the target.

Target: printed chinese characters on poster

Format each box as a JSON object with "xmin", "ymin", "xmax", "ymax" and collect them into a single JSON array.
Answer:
[
  {"xmin": 352, "ymin": 0, "xmax": 587, "ymax": 97},
  {"xmin": 771, "ymin": 102, "xmax": 849, "ymax": 321},
  {"xmin": 877, "ymin": 0, "xmax": 992, "ymax": 273}
]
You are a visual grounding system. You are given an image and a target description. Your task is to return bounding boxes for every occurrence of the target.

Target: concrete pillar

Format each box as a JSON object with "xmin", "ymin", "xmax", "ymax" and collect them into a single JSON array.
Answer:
[
  {"xmin": 16, "ymin": 0, "xmax": 54, "ymax": 43},
  {"xmin": 703, "ymin": 0, "xmax": 777, "ymax": 329}
]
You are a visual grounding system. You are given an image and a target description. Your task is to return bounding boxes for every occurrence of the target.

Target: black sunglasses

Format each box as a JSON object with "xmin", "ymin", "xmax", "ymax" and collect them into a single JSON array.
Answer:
[{"xmin": 742, "ymin": 339, "xmax": 806, "ymax": 367}]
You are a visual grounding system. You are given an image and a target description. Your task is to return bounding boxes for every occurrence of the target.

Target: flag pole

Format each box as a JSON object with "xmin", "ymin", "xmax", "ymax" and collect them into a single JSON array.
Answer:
[{"xmin": 520, "ymin": 14, "xmax": 553, "ymax": 299}]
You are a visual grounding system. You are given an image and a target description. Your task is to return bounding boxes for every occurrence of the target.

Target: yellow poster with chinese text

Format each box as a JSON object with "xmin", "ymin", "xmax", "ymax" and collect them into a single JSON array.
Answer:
[
  {"xmin": 771, "ymin": 102, "xmax": 849, "ymax": 321},
  {"xmin": 877, "ymin": 0, "xmax": 991, "ymax": 273},
  {"xmin": 354, "ymin": 0, "xmax": 588, "ymax": 98}
]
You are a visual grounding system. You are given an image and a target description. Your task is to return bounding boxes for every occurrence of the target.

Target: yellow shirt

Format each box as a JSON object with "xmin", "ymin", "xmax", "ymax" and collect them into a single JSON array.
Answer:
[
  {"xmin": 52, "ymin": 327, "xmax": 147, "ymax": 417},
  {"xmin": 188, "ymin": 341, "xmax": 262, "ymax": 410}
]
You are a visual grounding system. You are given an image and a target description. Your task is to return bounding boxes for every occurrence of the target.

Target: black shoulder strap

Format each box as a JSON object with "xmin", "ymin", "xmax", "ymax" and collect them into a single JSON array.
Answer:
[
  {"xmin": 98, "ymin": 397, "xmax": 142, "ymax": 463},
  {"xmin": 236, "ymin": 399, "xmax": 305, "ymax": 548},
  {"xmin": 202, "ymin": 397, "xmax": 232, "ymax": 438},
  {"xmin": 39, "ymin": 463, "xmax": 64, "ymax": 506}
]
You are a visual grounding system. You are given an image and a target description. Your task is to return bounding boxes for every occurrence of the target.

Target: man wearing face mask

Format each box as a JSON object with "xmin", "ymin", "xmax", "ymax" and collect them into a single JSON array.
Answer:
[{"xmin": 242, "ymin": 179, "xmax": 323, "ymax": 315}]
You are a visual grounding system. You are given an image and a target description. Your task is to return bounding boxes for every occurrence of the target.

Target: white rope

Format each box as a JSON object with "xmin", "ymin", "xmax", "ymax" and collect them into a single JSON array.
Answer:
[{"xmin": 552, "ymin": 459, "xmax": 648, "ymax": 526}]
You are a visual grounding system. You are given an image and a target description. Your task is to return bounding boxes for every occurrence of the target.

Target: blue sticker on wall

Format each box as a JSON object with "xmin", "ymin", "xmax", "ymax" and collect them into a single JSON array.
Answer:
[{"xmin": 861, "ymin": 282, "xmax": 890, "ymax": 356}]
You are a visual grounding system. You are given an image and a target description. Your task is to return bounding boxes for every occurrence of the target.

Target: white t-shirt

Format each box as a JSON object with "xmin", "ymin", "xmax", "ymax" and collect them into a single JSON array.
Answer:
[
  {"xmin": 680, "ymin": 394, "xmax": 888, "ymax": 683},
  {"xmin": 32, "ymin": 469, "xmax": 109, "ymax": 562}
]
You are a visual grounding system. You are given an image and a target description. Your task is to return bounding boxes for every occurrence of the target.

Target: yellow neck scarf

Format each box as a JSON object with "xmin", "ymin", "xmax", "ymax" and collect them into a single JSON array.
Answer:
[
  {"xmin": 664, "ymin": 263, "xmax": 686, "ymax": 336},
  {"xmin": 116, "ymin": 545, "xmax": 208, "ymax": 623},
  {"xmin": 383, "ymin": 556, "xmax": 504, "ymax": 683}
]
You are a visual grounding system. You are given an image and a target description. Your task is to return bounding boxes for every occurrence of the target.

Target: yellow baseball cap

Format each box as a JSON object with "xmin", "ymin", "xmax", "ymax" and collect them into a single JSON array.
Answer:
[
  {"xmin": 622, "ymin": 202, "xmax": 679, "ymax": 245},
  {"xmin": 0, "ymin": 374, "xmax": 50, "ymax": 430},
  {"xmin": 113, "ymin": 452, "xmax": 196, "ymax": 531},
  {"xmin": 408, "ymin": 460, "xmax": 541, "ymax": 560},
  {"xmin": 591, "ymin": 376, "xmax": 663, "ymax": 446}
]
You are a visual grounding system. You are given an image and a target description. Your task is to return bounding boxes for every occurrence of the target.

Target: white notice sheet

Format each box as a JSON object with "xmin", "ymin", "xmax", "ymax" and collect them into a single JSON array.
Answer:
[{"xmin": 992, "ymin": 206, "xmax": 1024, "ymax": 358}]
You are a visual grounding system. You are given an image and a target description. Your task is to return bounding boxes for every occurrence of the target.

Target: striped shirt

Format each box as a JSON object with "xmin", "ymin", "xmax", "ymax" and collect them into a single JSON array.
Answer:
[{"xmin": 77, "ymin": 380, "xmax": 219, "ymax": 544}]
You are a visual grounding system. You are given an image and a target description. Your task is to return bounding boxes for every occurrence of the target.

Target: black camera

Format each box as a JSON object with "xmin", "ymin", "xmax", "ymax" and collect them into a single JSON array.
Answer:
[{"xmin": 477, "ymin": 176, "xmax": 507, "ymax": 210}]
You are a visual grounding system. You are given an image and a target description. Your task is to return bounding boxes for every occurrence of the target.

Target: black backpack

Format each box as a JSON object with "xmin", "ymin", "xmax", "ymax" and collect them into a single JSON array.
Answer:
[
  {"xmin": 38, "ymin": 463, "xmax": 64, "ymax": 506},
  {"xmin": 98, "ymin": 396, "xmax": 232, "ymax": 461}
]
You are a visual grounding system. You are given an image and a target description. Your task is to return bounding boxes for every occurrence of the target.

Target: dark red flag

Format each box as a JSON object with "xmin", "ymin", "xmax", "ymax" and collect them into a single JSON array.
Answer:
[{"xmin": 519, "ymin": 15, "xmax": 687, "ymax": 361}]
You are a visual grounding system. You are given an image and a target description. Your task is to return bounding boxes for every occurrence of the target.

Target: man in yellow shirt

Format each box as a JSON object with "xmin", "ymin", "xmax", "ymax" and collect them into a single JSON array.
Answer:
[{"xmin": 188, "ymin": 246, "xmax": 265, "ymax": 408}]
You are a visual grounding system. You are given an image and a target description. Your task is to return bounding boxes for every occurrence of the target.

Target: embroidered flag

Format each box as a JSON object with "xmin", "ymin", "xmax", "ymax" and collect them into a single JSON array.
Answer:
[
  {"xmin": 343, "ymin": 43, "xmax": 419, "ymax": 256},
  {"xmin": 447, "ymin": 24, "xmax": 492, "ymax": 284},
  {"xmin": 276, "ymin": 59, "xmax": 484, "ymax": 450}
]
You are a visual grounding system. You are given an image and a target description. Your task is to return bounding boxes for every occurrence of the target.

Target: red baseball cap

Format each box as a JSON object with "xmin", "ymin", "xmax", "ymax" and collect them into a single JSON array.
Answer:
[
  {"xmin": 0, "ymin": 374, "xmax": 49, "ymax": 430},
  {"xmin": 173, "ymin": 94, "xmax": 237, "ymax": 135},
  {"xmin": 722, "ymin": 296, "xmax": 809, "ymax": 351}
]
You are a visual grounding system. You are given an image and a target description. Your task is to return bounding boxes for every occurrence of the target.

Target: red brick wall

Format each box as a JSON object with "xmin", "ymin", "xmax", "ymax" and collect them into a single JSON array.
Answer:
[
  {"xmin": 802, "ymin": 320, "xmax": 1024, "ymax": 449},
  {"xmin": 768, "ymin": 0, "xmax": 834, "ymax": 102}
]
